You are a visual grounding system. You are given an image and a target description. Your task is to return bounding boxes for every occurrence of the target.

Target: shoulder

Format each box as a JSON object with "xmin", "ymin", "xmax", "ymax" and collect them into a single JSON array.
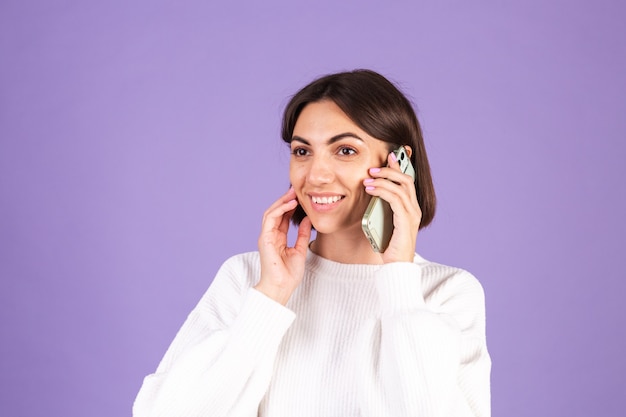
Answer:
[
  {"xmin": 197, "ymin": 251, "xmax": 262, "ymax": 301},
  {"xmin": 220, "ymin": 251, "xmax": 261, "ymax": 272},
  {"xmin": 414, "ymin": 254, "xmax": 486, "ymax": 325},
  {"xmin": 213, "ymin": 251, "xmax": 262, "ymax": 289},
  {"xmin": 414, "ymin": 253, "xmax": 484, "ymax": 297},
  {"xmin": 193, "ymin": 251, "xmax": 262, "ymax": 319}
]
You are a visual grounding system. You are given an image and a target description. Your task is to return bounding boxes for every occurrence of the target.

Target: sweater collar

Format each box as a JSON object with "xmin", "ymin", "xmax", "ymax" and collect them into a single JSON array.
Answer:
[
  {"xmin": 305, "ymin": 249, "xmax": 385, "ymax": 280},
  {"xmin": 304, "ymin": 248, "xmax": 427, "ymax": 280}
]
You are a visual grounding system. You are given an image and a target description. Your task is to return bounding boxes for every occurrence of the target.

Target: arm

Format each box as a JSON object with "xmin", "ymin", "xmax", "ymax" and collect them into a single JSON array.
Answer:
[
  {"xmin": 364, "ymin": 151, "xmax": 490, "ymax": 415},
  {"xmin": 133, "ymin": 257, "xmax": 296, "ymax": 417},
  {"xmin": 374, "ymin": 262, "xmax": 491, "ymax": 417},
  {"xmin": 134, "ymin": 186, "xmax": 311, "ymax": 417}
]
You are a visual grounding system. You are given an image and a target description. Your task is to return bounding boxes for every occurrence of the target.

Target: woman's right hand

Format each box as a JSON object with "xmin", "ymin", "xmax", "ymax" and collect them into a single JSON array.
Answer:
[{"xmin": 255, "ymin": 187, "xmax": 312, "ymax": 306}]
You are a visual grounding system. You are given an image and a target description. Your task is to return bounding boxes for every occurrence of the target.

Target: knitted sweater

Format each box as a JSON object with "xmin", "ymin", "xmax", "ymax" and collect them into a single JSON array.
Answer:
[{"xmin": 133, "ymin": 250, "xmax": 491, "ymax": 417}]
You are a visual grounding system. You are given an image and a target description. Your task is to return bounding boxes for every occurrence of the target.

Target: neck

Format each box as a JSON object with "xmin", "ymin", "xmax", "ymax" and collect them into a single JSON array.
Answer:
[{"xmin": 310, "ymin": 226, "xmax": 384, "ymax": 265}]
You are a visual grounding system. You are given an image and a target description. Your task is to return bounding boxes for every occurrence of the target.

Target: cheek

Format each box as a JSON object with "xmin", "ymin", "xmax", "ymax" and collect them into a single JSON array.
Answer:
[
  {"xmin": 289, "ymin": 164, "xmax": 305, "ymax": 187},
  {"xmin": 336, "ymin": 165, "xmax": 368, "ymax": 187}
]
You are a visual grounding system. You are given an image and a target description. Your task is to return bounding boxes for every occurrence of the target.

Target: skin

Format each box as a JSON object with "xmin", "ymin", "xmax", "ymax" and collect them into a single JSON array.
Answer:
[{"xmin": 255, "ymin": 100, "xmax": 422, "ymax": 305}]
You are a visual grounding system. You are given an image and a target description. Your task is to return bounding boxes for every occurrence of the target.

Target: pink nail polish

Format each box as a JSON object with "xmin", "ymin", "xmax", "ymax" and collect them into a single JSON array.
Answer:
[
  {"xmin": 365, "ymin": 186, "xmax": 375, "ymax": 191},
  {"xmin": 369, "ymin": 168, "xmax": 381, "ymax": 174},
  {"xmin": 389, "ymin": 152, "xmax": 397, "ymax": 163},
  {"xmin": 364, "ymin": 178, "xmax": 374, "ymax": 184}
]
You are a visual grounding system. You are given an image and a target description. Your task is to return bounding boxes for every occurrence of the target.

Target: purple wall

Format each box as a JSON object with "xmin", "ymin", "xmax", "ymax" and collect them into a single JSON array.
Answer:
[{"xmin": 1, "ymin": 1, "xmax": 624, "ymax": 416}]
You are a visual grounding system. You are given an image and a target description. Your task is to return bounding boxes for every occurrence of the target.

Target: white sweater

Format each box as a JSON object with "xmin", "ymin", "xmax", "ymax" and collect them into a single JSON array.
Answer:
[{"xmin": 133, "ymin": 250, "xmax": 491, "ymax": 417}]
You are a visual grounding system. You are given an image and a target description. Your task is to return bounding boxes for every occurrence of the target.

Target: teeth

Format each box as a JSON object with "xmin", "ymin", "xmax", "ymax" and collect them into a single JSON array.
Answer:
[{"xmin": 312, "ymin": 196, "xmax": 342, "ymax": 204}]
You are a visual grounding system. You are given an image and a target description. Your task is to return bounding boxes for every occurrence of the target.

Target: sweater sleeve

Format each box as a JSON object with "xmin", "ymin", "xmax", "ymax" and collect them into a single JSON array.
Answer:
[
  {"xmin": 132, "ymin": 255, "xmax": 296, "ymax": 417},
  {"xmin": 373, "ymin": 262, "xmax": 491, "ymax": 417}
]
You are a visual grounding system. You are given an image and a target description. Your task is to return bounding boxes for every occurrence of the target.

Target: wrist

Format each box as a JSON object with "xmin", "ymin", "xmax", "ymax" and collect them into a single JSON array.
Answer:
[
  {"xmin": 254, "ymin": 282, "xmax": 292, "ymax": 306},
  {"xmin": 382, "ymin": 248, "xmax": 415, "ymax": 264}
]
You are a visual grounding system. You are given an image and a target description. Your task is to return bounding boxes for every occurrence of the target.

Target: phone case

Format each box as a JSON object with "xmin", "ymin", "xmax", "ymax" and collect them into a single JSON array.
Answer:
[{"xmin": 361, "ymin": 147, "xmax": 416, "ymax": 252}]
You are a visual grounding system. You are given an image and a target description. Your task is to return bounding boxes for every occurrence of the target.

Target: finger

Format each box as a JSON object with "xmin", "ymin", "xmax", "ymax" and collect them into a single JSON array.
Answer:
[
  {"xmin": 364, "ymin": 176, "xmax": 421, "ymax": 220},
  {"xmin": 364, "ymin": 173, "xmax": 417, "ymax": 207},
  {"xmin": 368, "ymin": 166, "xmax": 414, "ymax": 187},
  {"xmin": 263, "ymin": 187, "xmax": 297, "ymax": 219},
  {"xmin": 365, "ymin": 173, "xmax": 414, "ymax": 194},
  {"xmin": 366, "ymin": 185, "xmax": 417, "ymax": 217},
  {"xmin": 262, "ymin": 198, "xmax": 298, "ymax": 234},
  {"xmin": 278, "ymin": 206, "xmax": 295, "ymax": 234},
  {"xmin": 293, "ymin": 216, "xmax": 312, "ymax": 253},
  {"xmin": 282, "ymin": 185, "xmax": 297, "ymax": 200},
  {"xmin": 264, "ymin": 197, "xmax": 298, "ymax": 222},
  {"xmin": 264, "ymin": 186, "xmax": 297, "ymax": 214},
  {"xmin": 387, "ymin": 151, "xmax": 402, "ymax": 171}
]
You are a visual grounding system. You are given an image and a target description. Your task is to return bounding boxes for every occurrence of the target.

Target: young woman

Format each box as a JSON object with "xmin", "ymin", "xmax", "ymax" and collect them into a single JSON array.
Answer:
[{"xmin": 133, "ymin": 69, "xmax": 491, "ymax": 417}]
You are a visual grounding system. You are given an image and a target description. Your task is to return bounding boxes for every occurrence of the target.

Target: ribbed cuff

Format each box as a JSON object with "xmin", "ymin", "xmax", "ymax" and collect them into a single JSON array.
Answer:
[
  {"xmin": 375, "ymin": 262, "xmax": 426, "ymax": 316},
  {"xmin": 228, "ymin": 288, "xmax": 296, "ymax": 363}
]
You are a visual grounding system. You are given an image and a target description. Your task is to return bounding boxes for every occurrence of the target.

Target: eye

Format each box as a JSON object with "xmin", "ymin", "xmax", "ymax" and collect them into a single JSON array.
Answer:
[
  {"xmin": 338, "ymin": 146, "xmax": 357, "ymax": 156},
  {"xmin": 292, "ymin": 147, "xmax": 309, "ymax": 157}
]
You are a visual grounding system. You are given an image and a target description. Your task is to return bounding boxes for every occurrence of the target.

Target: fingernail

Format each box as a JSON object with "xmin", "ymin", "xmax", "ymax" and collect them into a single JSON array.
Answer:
[
  {"xmin": 389, "ymin": 152, "xmax": 397, "ymax": 163},
  {"xmin": 363, "ymin": 178, "xmax": 374, "ymax": 184},
  {"xmin": 369, "ymin": 168, "xmax": 381, "ymax": 174},
  {"xmin": 365, "ymin": 186, "xmax": 375, "ymax": 191}
]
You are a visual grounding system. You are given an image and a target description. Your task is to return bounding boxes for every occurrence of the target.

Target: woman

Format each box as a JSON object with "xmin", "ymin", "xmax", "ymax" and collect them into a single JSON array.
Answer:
[{"xmin": 133, "ymin": 69, "xmax": 491, "ymax": 417}]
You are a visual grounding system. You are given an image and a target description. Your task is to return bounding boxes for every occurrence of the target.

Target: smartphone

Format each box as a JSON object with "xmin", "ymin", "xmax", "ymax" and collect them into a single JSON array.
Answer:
[{"xmin": 361, "ymin": 146, "xmax": 416, "ymax": 253}]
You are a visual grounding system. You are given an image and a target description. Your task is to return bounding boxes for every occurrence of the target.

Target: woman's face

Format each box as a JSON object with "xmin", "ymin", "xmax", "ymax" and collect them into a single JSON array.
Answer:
[{"xmin": 290, "ymin": 100, "xmax": 390, "ymax": 236}]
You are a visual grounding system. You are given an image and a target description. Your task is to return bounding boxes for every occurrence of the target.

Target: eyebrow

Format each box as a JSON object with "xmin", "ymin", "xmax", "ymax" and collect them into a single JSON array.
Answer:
[{"xmin": 291, "ymin": 132, "xmax": 364, "ymax": 145}]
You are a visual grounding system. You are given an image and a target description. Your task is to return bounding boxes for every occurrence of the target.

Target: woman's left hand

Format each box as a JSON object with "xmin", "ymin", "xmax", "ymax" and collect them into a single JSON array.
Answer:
[{"xmin": 364, "ymin": 151, "xmax": 422, "ymax": 263}]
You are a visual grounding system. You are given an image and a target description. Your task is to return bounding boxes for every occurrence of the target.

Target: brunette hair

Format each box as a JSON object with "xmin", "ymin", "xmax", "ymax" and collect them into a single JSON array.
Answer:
[{"xmin": 282, "ymin": 69, "xmax": 436, "ymax": 229}]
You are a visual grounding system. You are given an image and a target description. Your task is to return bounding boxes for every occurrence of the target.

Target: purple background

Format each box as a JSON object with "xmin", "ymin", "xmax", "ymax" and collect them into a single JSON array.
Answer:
[{"xmin": 1, "ymin": 1, "xmax": 624, "ymax": 416}]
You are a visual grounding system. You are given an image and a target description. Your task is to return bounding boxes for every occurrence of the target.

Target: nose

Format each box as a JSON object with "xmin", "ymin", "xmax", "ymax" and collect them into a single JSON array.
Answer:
[{"xmin": 307, "ymin": 155, "xmax": 334, "ymax": 185}]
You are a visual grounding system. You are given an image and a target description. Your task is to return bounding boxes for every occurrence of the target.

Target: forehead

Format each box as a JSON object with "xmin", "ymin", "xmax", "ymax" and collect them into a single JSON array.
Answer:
[{"xmin": 293, "ymin": 100, "xmax": 369, "ymax": 140}]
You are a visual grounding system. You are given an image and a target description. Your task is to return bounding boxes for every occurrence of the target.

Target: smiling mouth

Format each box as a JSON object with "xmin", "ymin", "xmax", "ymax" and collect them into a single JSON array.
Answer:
[{"xmin": 311, "ymin": 195, "xmax": 344, "ymax": 204}]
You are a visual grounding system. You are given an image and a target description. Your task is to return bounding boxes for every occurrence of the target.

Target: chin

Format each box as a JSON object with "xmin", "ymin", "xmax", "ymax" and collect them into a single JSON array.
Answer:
[
  {"xmin": 307, "ymin": 215, "xmax": 359, "ymax": 236},
  {"xmin": 301, "ymin": 202, "xmax": 365, "ymax": 235},
  {"xmin": 304, "ymin": 215, "xmax": 335, "ymax": 234},
  {"xmin": 307, "ymin": 219, "xmax": 333, "ymax": 234}
]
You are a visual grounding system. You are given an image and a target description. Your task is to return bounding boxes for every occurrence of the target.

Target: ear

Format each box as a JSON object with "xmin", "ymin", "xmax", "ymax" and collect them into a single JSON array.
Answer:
[{"xmin": 403, "ymin": 145, "xmax": 413, "ymax": 158}]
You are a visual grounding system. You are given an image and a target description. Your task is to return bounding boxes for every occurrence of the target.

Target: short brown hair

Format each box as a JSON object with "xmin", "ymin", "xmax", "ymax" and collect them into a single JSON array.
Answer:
[{"xmin": 282, "ymin": 69, "xmax": 436, "ymax": 229}]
